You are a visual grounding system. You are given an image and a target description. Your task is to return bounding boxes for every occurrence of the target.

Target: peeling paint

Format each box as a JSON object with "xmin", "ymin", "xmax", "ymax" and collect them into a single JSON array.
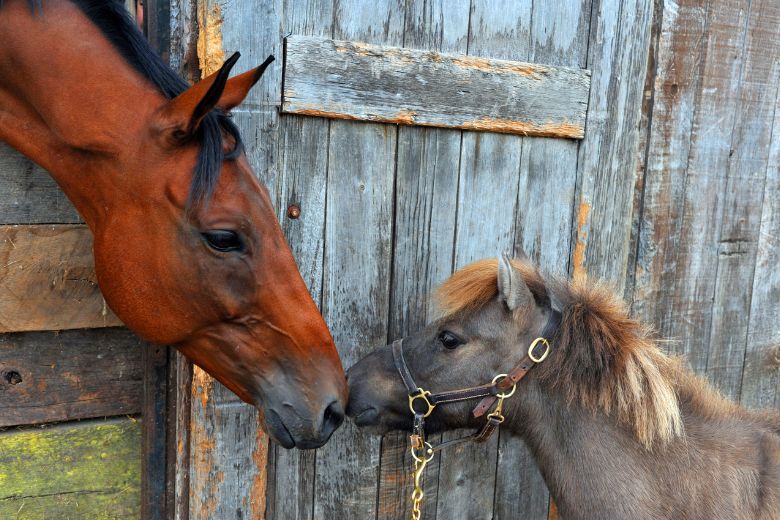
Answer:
[
  {"xmin": 460, "ymin": 117, "xmax": 584, "ymax": 138},
  {"xmin": 191, "ymin": 365, "xmax": 213, "ymax": 410},
  {"xmin": 197, "ymin": 2, "xmax": 225, "ymax": 77},
  {"xmin": 573, "ymin": 200, "xmax": 591, "ymax": 280},
  {"xmin": 451, "ymin": 55, "xmax": 548, "ymax": 78},
  {"xmin": 249, "ymin": 423, "xmax": 269, "ymax": 518},
  {"xmin": 286, "ymin": 106, "xmax": 582, "ymax": 138}
]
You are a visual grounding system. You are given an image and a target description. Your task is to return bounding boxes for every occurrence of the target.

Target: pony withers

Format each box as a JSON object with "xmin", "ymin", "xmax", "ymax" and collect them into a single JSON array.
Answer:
[
  {"xmin": 347, "ymin": 255, "xmax": 780, "ymax": 519},
  {"xmin": 0, "ymin": 0, "xmax": 346, "ymax": 448}
]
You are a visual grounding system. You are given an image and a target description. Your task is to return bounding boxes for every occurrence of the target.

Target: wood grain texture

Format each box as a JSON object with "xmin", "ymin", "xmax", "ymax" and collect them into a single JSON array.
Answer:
[
  {"xmin": 499, "ymin": 1, "xmax": 594, "ymax": 517},
  {"xmin": 0, "ymin": 328, "xmax": 143, "ymax": 427},
  {"xmin": 376, "ymin": 2, "xmax": 469, "ymax": 518},
  {"xmin": 311, "ymin": 3, "xmax": 404, "ymax": 518},
  {"xmin": 0, "ymin": 144, "xmax": 80, "ymax": 225},
  {"xmin": 704, "ymin": 0, "xmax": 780, "ymax": 400},
  {"xmin": 263, "ymin": 1, "xmax": 335, "ymax": 518},
  {"xmin": 631, "ymin": 0, "xmax": 752, "ymax": 379},
  {"xmin": 571, "ymin": 0, "xmax": 654, "ymax": 286},
  {"xmin": 630, "ymin": 0, "xmax": 710, "ymax": 341},
  {"xmin": 142, "ymin": 342, "xmax": 169, "ymax": 520},
  {"xmin": 0, "ymin": 418, "xmax": 141, "ymax": 518},
  {"xmin": 0, "ymin": 225, "xmax": 122, "ymax": 332},
  {"xmin": 283, "ymin": 35, "xmax": 590, "ymax": 139},
  {"xmin": 740, "ymin": 67, "xmax": 780, "ymax": 409}
]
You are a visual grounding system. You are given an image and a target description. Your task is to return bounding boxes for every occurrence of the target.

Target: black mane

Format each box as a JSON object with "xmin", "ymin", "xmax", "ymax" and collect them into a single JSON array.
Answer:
[{"xmin": 16, "ymin": 0, "xmax": 243, "ymax": 205}]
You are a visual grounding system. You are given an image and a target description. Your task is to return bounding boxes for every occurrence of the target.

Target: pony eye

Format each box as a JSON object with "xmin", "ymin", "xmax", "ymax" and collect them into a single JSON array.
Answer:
[
  {"xmin": 438, "ymin": 331, "xmax": 463, "ymax": 350},
  {"xmin": 202, "ymin": 230, "xmax": 245, "ymax": 253}
]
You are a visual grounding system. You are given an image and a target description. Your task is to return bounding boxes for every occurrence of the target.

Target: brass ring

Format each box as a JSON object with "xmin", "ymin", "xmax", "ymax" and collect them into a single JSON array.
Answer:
[
  {"xmin": 408, "ymin": 389, "xmax": 435, "ymax": 417},
  {"xmin": 491, "ymin": 374, "xmax": 517, "ymax": 399},
  {"xmin": 411, "ymin": 441, "xmax": 434, "ymax": 463},
  {"xmin": 528, "ymin": 337, "xmax": 551, "ymax": 363}
]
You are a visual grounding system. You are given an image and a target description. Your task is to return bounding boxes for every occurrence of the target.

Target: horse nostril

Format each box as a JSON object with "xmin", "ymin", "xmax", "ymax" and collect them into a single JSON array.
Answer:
[{"xmin": 322, "ymin": 399, "xmax": 345, "ymax": 436}]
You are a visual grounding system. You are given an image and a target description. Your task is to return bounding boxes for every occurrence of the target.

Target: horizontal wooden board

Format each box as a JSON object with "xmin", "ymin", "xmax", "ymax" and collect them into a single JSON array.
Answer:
[
  {"xmin": 0, "ymin": 224, "xmax": 122, "ymax": 332},
  {"xmin": 0, "ymin": 328, "xmax": 144, "ymax": 427},
  {"xmin": 282, "ymin": 35, "xmax": 590, "ymax": 138},
  {"xmin": 0, "ymin": 418, "xmax": 141, "ymax": 518},
  {"xmin": 0, "ymin": 143, "xmax": 80, "ymax": 225}
]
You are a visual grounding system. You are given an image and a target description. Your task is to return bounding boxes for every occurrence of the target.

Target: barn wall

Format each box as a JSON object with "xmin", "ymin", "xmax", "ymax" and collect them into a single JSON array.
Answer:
[
  {"xmin": 186, "ymin": 0, "xmax": 779, "ymax": 519},
  {"xmin": 184, "ymin": 0, "xmax": 654, "ymax": 519},
  {"xmin": 1, "ymin": 0, "xmax": 778, "ymax": 519},
  {"xmin": 631, "ymin": 0, "xmax": 780, "ymax": 408}
]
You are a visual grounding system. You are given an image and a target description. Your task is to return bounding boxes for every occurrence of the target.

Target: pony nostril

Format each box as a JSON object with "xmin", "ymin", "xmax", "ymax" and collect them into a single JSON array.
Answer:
[{"xmin": 322, "ymin": 400, "xmax": 345, "ymax": 436}]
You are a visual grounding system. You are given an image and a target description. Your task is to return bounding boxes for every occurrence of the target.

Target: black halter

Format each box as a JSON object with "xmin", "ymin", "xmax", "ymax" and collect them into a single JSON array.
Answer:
[{"xmin": 392, "ymin": 308, "xmax": 561, "ymax": 452}]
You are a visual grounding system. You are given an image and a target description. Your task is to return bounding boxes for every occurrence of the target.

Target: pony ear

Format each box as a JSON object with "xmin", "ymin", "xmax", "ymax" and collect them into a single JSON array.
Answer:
[
  {"xmin": 497, "ymin": 253, "xmax": 534, "ymax": 311},
  {"xmin": 158, "ymin": 54, "xmax": 274, "ymax": 140}
]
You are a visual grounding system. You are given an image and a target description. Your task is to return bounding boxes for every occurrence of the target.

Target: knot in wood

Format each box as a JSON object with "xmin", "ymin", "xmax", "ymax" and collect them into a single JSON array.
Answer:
[{"xmin": 4, "ymin": 370, "xmax": 22, "ymax": 385}]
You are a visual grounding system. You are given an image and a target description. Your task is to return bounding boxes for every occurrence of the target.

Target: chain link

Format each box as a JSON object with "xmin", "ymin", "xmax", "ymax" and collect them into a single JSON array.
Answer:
[{"xmin": 409, "ymin": 441, "xmax": 433, "ymax": 520}]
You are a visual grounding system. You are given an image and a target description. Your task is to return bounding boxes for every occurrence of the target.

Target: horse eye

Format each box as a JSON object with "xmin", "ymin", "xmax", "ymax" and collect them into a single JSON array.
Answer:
[
  {"xmin": 438, "ymin": 331, "xmax": 463, "ymax": 350},
  {"xmin": 202, "ymin": 230, "xmax": 245, "ymax": 253}
]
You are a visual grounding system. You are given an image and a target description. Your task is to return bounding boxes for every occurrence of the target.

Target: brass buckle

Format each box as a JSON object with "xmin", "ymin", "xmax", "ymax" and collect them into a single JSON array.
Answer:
[
  {"xmin": 408, "ymin": 389, "xmax": 435, "ymax": 417},
  {"xmin": 528, "ymin": 337, "xmax": 551, "ymax": 363}
]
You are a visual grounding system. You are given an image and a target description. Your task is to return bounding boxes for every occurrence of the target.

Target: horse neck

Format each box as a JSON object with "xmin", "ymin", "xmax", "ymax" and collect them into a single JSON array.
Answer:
[{"xmin": 0, "ymin": 0, "xmax": 165, "ymax": 228}]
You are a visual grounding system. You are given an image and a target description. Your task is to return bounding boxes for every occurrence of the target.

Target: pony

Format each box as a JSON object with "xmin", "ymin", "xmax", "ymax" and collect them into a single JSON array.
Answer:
[
  {"xmin": 347, "ymin": 256, "xmax": 780, "ymax": 518},
  {"xmin": 0, "ymin": 0, "xmax": 346, "ymax": 449}
]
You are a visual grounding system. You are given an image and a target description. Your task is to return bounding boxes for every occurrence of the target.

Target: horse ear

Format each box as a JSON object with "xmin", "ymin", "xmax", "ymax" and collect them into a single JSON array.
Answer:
[
  {"xmin": 159, "ymin": 53, "xmax": 274, "ymax": 142},
  {"xmin": 497, "ymin": 253, "xmax": 534, "ymax": 311},
  {"xmin": 158, "ymin": 52, "xmax": 241, "ymax": 140},
  {"xmin": 216, "ymin": 55, "xmax": 275, "ymax": 111}
]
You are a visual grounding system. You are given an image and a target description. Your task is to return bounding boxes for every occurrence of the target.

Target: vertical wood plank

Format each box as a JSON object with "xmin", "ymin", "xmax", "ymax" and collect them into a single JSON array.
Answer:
[
  {"xmin": 631, "ymin": 0, "xmax": 710, "ymax": 339},
  {"xmin": 740, "ymin": 67, "xmax": 780, "ymax": 410},
  {"xmin": 498, "ymin": 2, "xmax": 594, "ymax": 517},
  {"xmin": 631, "ymin": 0, "xmax": 751, "ymax": 379},
  {"xmin": 434, "ymin": 3, "xmax": 530, "ymax": 519},
  {"xmin": 572, "ymin": 0, "xmax": 654, "ymax": 286},
  {"xmin": 312, "ymin": 2, "xmax": 405, "ymax": 518},
  {"xmin": 704, "ymin": 0, "xmax": 780, "ymax": 400},
  {"xmin": 186, "ymin": 1, "xmax": 281, "ymax": 518},
  {"xmin": 142, "ymin": 342, "xmax": 169, "ymax": 520},
  {"xmin": 167, "ymin": 4, "xmax": 197, "ymax": 518},
  {"xmin": 265, "ymin": 3, "xmax": 335, "ymax": 518},
  {"xmin": 377, "ymin": 2, "xmax": 470, "ymax": 518}
]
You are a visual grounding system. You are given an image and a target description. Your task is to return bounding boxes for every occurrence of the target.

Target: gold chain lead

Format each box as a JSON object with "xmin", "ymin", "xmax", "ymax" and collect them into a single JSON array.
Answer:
[{"xmin": 410, "ymin": 441, "xmax": 434, "ymax": 520}]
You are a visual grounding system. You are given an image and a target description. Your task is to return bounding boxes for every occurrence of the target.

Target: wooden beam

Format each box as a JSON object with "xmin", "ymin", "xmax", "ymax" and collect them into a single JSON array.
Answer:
[
  {"xmin": 0, "ymin": 418, "xmax": 141, "ymax": 518},
  {"xmin": 282, "ymin": 35, "xmax": 591, "ymax": 139},
  {"xmin": 0, "ymin": 328, "xmax": 143, "ymax": 427},
  {"xmin": 0, "ymin": 224, "xmax": 122, "ymax": 332}
]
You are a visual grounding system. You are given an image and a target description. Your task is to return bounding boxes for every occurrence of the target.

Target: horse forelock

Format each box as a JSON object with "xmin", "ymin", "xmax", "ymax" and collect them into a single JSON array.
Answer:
[
  {"xmin": 11, "ymin": 0, "xmax": 241, "ymax": 205},
  {"xmin": 434, "ymin": 258, "xmax": 685, "ymax": 449}
]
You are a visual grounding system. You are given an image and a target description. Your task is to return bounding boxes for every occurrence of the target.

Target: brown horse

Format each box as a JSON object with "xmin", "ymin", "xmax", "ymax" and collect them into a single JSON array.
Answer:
[
  {"xmin": 347, "ymin": 256, "xmax": 780, "ymax": 518},
  {"xmin": 0, "ymin": 0, "xmax": 346, "ymax": 449}
]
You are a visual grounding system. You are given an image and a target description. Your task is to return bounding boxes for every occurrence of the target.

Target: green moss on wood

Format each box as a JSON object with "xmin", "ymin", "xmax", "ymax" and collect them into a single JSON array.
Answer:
[{"xmin": 0, "ymin": 418, "xmax": 141, "ymax": 518}]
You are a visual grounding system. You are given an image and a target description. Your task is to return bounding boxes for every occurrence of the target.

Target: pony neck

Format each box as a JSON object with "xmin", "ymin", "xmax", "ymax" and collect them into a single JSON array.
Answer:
[
  {"xmin": 505, "ymin": 380, "xmax": 669, "ymax": 518},
  {"xmin": 0, "ymin": 1, "xmax": 165, "ymax": 228}
]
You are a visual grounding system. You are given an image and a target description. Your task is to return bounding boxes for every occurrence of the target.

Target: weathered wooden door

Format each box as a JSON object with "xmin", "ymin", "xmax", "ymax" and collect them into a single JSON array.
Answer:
[
  {"xmin": 170, "ymin": 0, "xmax": 659, "ymax": 518},
  {"xmin": 2, "ymin": 0, "xmax": 777, "ymax": 518}
]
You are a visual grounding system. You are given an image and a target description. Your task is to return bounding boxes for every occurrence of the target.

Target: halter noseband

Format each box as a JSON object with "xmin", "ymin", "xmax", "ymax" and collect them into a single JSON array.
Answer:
[{"xmin": 392, "ymin": 308, "xmax": 561, "ymax": 520}]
